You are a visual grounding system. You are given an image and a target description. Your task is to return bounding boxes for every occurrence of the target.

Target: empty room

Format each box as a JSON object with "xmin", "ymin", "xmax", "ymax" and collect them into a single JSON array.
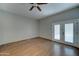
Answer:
[{"xmin": 0, "ymin": 3, "xmax": 79, "ymax": 56}]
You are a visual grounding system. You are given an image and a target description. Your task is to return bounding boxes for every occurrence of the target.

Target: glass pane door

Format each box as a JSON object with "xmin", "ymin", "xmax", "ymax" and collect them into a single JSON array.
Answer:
[
  {"xmin": 65, "ymin": 23, "xmax": 74, "ymax": 43},
  {"xmin": 54, "ymin": 24, "xmax": 60, "ymax": 40}
]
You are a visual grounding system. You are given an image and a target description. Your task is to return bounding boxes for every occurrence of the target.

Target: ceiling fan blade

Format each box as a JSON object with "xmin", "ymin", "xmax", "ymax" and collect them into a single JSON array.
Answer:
[
  {"xmin": 37, "ymin": 6, "xmax": 41, "ymax": 11},
  {"xmin": 30, "ymin": 3, "xmax": 34, "ymax": 4},
  {"xmin": 29, "ymin": 6, "xmax": 34, "ymax": 11},
  {"xmin": 37, "ymin": 3, "xmax": 48, "ymax": 5}
]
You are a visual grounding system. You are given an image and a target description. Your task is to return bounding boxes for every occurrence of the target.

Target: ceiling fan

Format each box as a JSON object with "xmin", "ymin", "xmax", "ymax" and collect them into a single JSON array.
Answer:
[{"xmin": 29, "ymin": 3, "xmax": 48, "ymax": 11}]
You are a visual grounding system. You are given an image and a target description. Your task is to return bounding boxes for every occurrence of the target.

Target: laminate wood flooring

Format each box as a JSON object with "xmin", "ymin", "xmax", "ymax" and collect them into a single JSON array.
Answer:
[{"xmin": 0, "ymin": 37, "xmax": 79, "ymax": 56}]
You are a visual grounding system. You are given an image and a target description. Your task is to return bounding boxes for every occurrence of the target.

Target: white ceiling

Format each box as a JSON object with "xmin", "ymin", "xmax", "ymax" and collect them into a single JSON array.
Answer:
[{"xmin": 0, "ymin": 3, "xmax": 78, "ymax": 20}]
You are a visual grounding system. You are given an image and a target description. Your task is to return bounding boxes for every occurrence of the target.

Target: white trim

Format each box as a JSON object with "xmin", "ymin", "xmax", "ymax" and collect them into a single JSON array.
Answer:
[{"xmin": 52, "ymin": 19, "xmax": 79, "ymax": 48}]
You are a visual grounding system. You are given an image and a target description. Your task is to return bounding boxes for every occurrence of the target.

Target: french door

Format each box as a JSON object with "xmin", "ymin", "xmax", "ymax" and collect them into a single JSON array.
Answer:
[
  {"xmin": 52, "ymin": 20, "xmax": 76, "ymax": 46},
  {"xmin": 52, "ymin": 23, "xmax": 63, "ymax": 43},
  {"xmin": 64, "ymin": 22, "xmax": 74, "ymax": 45},
  {"xmin": 54, "ymin": 24, "xmax": 60, "ymax": 40}
]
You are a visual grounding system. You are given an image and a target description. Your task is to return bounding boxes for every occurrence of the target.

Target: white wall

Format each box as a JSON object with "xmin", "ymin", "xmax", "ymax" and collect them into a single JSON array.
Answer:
[
  {"xmin": 0, "ymin": 10, "xmax": 39, "ymax": 45},
  {"xmin": 39, "ymin": 8, "xmax": 79, "ymax": 40},
  {"xmin": 0, "ymin": 7, "xmax": 79, "ymax": 45}
]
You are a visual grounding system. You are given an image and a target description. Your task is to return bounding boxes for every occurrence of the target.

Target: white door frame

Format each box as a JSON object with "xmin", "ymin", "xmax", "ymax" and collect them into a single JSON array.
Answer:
[{"xmin": 52, "ymin": 20, "xmax": 77, "ymax": 47}]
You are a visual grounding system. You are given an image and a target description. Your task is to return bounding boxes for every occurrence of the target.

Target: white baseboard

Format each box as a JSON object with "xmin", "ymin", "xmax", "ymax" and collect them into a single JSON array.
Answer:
[{"xmin": 0, "ymin": 35, "xmax": 38, "ymax": 46}]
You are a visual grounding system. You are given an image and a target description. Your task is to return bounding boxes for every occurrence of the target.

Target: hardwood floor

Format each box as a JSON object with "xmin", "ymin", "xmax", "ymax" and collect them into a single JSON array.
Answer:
[{"xmin": 0, "ymin": 37, "xmax": 79, "ymax": 56}]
